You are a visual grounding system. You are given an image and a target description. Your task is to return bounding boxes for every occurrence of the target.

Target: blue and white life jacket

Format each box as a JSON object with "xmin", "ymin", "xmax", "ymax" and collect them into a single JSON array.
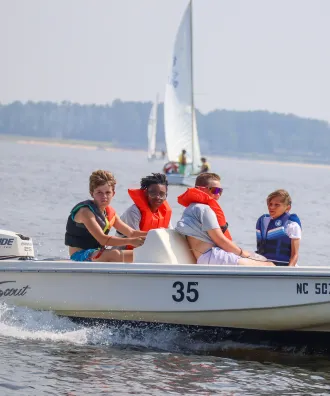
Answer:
[{"xmin": 256, "ymin": 212, "xmax": 301, "ymax": 266}]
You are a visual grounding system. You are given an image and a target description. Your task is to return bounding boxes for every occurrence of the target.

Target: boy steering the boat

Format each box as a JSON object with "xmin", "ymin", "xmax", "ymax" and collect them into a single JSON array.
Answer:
[
  {"xmin": 65, "ymin": 170, "xmax": 147, "ymax": 262},
  {"xmin": 175, "ymin": 172, "xmax": 274, "ymax": 266}
]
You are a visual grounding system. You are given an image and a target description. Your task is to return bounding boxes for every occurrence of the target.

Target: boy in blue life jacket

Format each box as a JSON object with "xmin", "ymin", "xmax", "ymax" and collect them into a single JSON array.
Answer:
[{"xmin": 256, "ymin": 189, "xmax": 301, "ymax": 266}]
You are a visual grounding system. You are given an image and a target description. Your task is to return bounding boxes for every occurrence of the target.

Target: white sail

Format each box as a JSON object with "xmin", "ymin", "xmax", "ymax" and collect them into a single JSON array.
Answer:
[
  {"xmin": 164, "ymin": 0, "xmax": 201, "ymax": 174},
  {"xmin": 147, "ymin": 97, "xmax": 158, "ymax": 160}
]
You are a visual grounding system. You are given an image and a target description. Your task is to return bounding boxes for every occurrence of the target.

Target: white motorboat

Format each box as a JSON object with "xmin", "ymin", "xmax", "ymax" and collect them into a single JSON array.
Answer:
[
  {"xmin": 1, "ymin": 229, "xmax": 330, "ymax": 336},
  {"xmin": 163, "ymin": 1, "xmax": 202, "ymax": 186}
]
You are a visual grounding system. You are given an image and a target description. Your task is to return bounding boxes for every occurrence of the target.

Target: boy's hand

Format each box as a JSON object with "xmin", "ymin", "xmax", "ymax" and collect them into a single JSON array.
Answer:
[{"xmin": 130, "ymin": 237, "xmax": 146, "ymax": 248}]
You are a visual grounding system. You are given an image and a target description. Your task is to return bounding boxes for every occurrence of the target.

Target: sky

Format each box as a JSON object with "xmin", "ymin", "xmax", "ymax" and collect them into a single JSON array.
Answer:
[{"xmin": 1, "ymin": 0, "xmax": 330, "ymax": 121}]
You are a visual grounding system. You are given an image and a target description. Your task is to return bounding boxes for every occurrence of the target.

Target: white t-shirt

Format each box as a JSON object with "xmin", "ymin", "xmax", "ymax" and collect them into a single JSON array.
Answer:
[{"xmin": 262, "ymin": 216, "xmax": 302, "ymax": 239}]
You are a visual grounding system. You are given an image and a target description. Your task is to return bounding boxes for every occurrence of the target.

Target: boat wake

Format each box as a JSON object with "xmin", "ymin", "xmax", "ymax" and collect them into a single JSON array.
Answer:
[
  {"xmin": 0, "ymin": 303, "xmax": 256, "ymax": 353},
  {"xmin": 0, "ymin": 303, "xmax": 203, "ymax": 352},
  {"xmin": 0, "ymin": 303, "xmax": 327, "ymax": 362},
  {"xmin": 0, "ymin": 303, "xmax": 89, "ymax": 344}
]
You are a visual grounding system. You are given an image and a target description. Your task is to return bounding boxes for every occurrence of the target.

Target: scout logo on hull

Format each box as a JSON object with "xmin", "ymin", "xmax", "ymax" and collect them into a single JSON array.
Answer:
[{"xmin": 0, "ymin": 281, "xmax": 30, "ymax": 297}]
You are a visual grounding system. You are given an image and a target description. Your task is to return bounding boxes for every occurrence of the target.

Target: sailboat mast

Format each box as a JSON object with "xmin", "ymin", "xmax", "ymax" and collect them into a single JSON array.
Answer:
[
  {"xmin": 189, "ymin": 0, "xmax": 195, "ymax": 168},
  {"xmin": 155, "ymin": 93, "xmax": 159, "ymax": 142}
]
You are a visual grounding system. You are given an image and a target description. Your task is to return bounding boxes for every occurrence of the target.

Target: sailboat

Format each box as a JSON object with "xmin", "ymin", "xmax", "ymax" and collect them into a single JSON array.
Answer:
[
  {"xmin": 147, "ymin": 95, "xmax": 158, "ymax": 161},
  {"xmin": 163, "ymin": 0, "xmax": 201, "ymax": 186}
]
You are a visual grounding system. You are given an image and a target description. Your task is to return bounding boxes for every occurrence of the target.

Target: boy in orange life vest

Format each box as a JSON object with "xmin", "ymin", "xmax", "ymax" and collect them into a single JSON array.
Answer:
[
  {"xmin": 176, "ymin": 172, "xmax": 274, "ymax": 266},
  {"xmin": 65, "ymin": 170, "xmax": 147, "ymax": 263},
  {"xmin": 116, "ymin": 173, "xmax": 172, "ymax": 244}
]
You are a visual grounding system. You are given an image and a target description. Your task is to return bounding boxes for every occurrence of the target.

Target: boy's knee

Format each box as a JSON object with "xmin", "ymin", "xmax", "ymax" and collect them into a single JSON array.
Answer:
[{"xmin": 109, "ymin": 249, "xmax": 122, "ymax": 262}]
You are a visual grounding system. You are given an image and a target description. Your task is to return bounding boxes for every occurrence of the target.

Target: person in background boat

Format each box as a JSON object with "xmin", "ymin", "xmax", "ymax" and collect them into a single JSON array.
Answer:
[
  {"xmin": 65, "ymin": 170, "xmax": 147, "ymax": 263},
  {"xmin": 175, "ymin": 172, "xmax": 274, "ymax": 267},
  {"xmin": 163, "ymin": 161, "xmax": 179, "ymax": 174},
  {"xmin": 199, "ymin": 157, "xmax": 210, "ymax": 173},
  {"xmin": 116, "ymin": 173, "xmax": 172, "ymax": 247},
  {"xmin": 178, "ymin": 149, "xmax": 187, "ymax": 175},
  {"xmin": 256, "ymin": 189, "xmax": 301, "ymax": 267}
]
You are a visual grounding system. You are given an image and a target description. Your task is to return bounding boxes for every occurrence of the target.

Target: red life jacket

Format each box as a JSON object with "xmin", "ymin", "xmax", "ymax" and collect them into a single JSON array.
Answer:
[
  {"xmin": 126, "ymin": 189, "xmax": 172, "ymax": 249},
  {"xmin": 177, "ymin": 188, "xmax": 232, "ymax": 240}
]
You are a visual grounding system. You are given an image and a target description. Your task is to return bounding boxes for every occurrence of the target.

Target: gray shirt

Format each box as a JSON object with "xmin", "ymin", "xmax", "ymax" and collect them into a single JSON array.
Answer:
[{"xmin": 175, "ymin": 203, "xmax": 220, "ymax": 244}]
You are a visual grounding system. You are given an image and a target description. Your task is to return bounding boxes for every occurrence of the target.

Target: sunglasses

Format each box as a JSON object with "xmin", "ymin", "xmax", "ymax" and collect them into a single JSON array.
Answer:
[
  {"xmin": 147, "ymin": 191, "xmax": 167, "ymax": 199},
  {"xmin": 197, "ymin": 186, "xmax": 223, "ymax": 195}
]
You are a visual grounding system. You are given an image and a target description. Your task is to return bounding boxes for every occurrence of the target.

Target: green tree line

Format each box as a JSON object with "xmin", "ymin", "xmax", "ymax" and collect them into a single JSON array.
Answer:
[{"xmin": 0, "ymin": 100, "xmax": 329, "ymax": 163}]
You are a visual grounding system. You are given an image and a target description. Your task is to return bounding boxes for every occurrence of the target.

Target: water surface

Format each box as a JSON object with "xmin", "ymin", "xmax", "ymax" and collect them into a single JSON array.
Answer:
[{"xmin": 0, "ymin": 141, "xmax": 330, "ymax": 395}]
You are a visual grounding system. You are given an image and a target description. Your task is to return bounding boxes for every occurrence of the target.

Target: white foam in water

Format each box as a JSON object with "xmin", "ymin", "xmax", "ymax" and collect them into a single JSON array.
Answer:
[
  {"xmin": 0, "ymin": 303, "xmax": 90, "ymax": 344},
  {"xmin": 0, "ymin": 303, "xmax": 263, "ymax": 354},
  {"xmin": 0, "ymin": 303, "xmax": 181, "ymax": 351},
  {"xmin": 0, "ymin": 302, "xmax": 206, "ymax": 353}
]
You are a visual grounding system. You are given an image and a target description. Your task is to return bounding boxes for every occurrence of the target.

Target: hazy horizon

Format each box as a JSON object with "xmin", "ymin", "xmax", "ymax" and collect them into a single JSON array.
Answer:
[{"xmin": 1, "ymin": 0, "xmax": 330, "ymax": 121}]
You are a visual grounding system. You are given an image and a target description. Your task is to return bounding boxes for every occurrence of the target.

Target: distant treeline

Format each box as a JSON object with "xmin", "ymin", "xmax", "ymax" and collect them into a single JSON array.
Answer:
[{"xmin": 1, "ymin": 100, "xmax": 330, "ymax": 163}]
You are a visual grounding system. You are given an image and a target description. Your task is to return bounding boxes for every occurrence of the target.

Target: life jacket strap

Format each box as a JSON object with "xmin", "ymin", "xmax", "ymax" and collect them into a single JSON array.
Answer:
[
  {"xmin": 221, "ymin": 222, "xmax": 229, "ymax": 234},
  {"xmin": 92, "ymin": 247, "xmax": 106, "ymax": 260}
]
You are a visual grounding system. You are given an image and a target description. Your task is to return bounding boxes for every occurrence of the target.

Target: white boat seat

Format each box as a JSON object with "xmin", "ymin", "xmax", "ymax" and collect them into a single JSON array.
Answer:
[{"xmin": 134, "ymin": 229, "xmax": 197, "ymax": 264}]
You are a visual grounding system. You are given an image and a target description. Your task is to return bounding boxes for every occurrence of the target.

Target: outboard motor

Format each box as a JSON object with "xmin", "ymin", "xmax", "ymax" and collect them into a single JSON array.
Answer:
[{"xmin": 0, "ymin": 230, "xmax": 35, "ymax": 260}]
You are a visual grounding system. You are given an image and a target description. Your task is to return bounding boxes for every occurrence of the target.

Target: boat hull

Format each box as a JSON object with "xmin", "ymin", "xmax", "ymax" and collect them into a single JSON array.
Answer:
[
  {"xmin": 166, "ymin": 173, "xmax": 196, "ymax": 186},
  {"xmin": 1, "ymin": 261, "xmax": 330, "ymax": 332}
]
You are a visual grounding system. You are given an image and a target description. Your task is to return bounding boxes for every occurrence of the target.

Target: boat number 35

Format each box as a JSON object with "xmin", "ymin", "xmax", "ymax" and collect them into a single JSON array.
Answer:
[{"xmin": 172, "ymin": 281, "xmax": 199, "ymax": 302}]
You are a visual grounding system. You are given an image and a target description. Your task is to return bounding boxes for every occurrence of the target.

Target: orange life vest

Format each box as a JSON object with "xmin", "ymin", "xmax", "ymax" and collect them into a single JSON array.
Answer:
[
  {"xmin": 105, "ymin": 205, "xmax": 116, "ymax": 230},
  {"xmin": 126, "ymin": 189, "xmax": 172, "ymax": 249},
  {"xmin": 177, "ymin": 188, "xmax": 232, "ymax": 240}
]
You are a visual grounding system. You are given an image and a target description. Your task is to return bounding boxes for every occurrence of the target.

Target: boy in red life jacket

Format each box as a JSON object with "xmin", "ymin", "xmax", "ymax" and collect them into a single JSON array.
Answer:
[
  {"xmin": 176, "ymin": 172, "xmax": 274, "ymax": 267},
  {"xmin": 116, "ymin": 173, "xmax": 172, "ymax": 247},
  {"xmin": 65, "ymin": 170, "xmax": 147, "ymax": 262}
]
